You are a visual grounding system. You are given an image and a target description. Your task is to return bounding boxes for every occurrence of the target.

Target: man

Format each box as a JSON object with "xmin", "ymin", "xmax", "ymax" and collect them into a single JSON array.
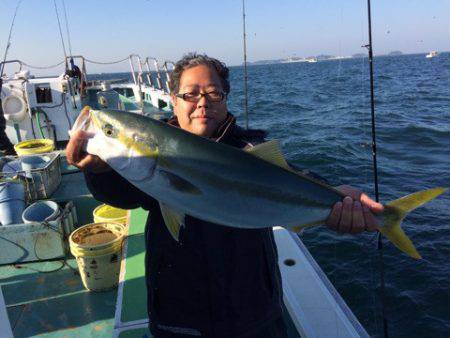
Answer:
[{"xmin": 67, "ymin": 53, "xmax": 382, "ymax": 337}]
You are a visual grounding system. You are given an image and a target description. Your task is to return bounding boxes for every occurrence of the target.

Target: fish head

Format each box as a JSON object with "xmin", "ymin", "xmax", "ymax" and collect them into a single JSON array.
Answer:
[{"xmin": 72, "ymin": 107, "xmax": 159, "ymax": 182}]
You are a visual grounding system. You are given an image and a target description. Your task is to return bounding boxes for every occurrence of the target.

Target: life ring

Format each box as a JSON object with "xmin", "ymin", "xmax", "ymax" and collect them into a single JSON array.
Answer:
[{"xmin": 2, "ymin": 93, "xmax": 27, "ymax": 123}]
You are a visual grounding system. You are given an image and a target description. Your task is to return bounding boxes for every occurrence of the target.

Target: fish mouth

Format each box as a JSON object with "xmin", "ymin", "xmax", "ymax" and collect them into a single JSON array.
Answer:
[
  {"xmin": 70, "ymin": 106, "xmax": 95, "ymax": 135},
  {"xmin": 89, "ymin": 108, "xmax": 103, "ymax": 131}
]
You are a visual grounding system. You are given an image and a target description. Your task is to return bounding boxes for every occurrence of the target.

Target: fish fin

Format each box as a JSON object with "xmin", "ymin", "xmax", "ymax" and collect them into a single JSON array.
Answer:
[
  {"xmin": 381, "ymin": 187, "xmax": 447, "ymax": 259},
  {"xmin": 159, "ymin": 170, "xmax": 202, "ymax": 195},
  {"xmin": 159, "ymin": 202, "xmax": 185, "ymax": 241},
  {"xmin": 245, "ymin": 140, "xmax": 291, "ymax": 170}
]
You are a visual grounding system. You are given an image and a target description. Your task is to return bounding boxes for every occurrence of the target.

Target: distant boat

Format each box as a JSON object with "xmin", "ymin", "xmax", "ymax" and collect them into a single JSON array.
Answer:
[{"xmin": 426, "ymin": 51, "xmax": 438, "ymax": 58}]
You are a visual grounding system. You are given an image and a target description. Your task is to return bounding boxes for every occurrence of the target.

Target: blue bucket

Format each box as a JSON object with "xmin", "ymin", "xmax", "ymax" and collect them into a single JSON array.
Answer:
[
  {"xmin": 22, "ymin": 200, "xmax": 60, "ymax": 224},
  {"xmin": 0, "ymin": 181, "xmax": 26, "ymax": 225},
  {"xmin": 1, "ymin": 160, "xmax": 21, "ymax": 178},
  {"xmin": 21, "ymin": 155, "xmax": 50, "ymax": 179}
]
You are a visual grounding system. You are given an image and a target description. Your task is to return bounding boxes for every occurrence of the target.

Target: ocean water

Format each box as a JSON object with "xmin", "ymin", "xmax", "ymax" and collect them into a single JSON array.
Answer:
[
  {"xmin": 94, "ymin": 53, "xmax": 449, "ymax": 337},
  {"xmin": 227, "ymin": 53, "xmax": 450, "ymax": 338}
]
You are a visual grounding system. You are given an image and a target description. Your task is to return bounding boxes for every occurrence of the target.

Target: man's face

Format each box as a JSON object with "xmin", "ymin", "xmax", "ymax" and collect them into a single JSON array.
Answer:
[{"xmin": 172, "ymin": 65, "xmax": 228, "ymax": 137}]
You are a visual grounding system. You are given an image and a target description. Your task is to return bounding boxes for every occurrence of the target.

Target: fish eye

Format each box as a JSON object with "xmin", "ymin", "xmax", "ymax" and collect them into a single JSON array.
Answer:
[{"xmin": 102, "ymin": 123, "xmax": 116, "ymax": 137}]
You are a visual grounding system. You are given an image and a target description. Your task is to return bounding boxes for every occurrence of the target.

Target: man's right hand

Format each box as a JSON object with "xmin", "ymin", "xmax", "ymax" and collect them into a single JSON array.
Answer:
[{"xmin": 66, "ymin": 130, "xmax": 111, "ymax": 173}]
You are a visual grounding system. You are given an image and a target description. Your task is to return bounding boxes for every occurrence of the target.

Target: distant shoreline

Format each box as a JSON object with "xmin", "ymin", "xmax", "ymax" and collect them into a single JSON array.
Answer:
[{"xmin": 238, "ymin": 51, "xmax": 449, "ymax": 66}]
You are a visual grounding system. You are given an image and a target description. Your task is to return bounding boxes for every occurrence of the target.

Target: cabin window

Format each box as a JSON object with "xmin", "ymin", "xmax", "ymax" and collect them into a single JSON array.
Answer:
[
  {"xmin": 35, "ymin": 84, "xmax": 53, "ymax": 104},
  {"xmin": 125, "ymin": 88, "xmax": 134, "ymax": 97}
]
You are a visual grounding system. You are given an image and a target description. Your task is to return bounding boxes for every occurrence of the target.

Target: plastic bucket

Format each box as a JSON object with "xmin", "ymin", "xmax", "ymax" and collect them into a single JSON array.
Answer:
[
  {"xmin": 0, "ymin": 180, "xmax": 25, "ymax": 225},
  {"xmin": 22, "ymin": 200, "xmax": 61, "ymax": 224},
  {"xmin": 21, "ymin": 155, "xmax": 51, "ymax": 179},
  {"xmin": 93, "ymin": 204, "xmax": 128, "ymax": 226},
  {"xmin": 69, "ymin": 222, "xmax": 126, "ymax": 291},
  {"xmin": 1, "ymin": 159, "xmax": 22, "ymax": 178},
  {"xmin": 14, "ymin": 139, "xmax": 54, "ymax": 156}
]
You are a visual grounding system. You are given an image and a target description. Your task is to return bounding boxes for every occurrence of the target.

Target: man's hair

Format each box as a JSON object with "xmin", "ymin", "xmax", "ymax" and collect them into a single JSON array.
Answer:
[{"xmin": 169, "ymin": 53, "xmax": 230, "ymax": 95}]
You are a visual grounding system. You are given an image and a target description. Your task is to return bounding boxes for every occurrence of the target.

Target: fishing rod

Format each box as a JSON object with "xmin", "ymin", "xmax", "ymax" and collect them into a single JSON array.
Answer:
[
  {"xmin": 1, "ymin": 0, "xmax": 23, "ymax": 81},
  {"xmin": 242, "ymin": 0, "xmax": 249, "ymax": 130},
  {"xmin": 0, "ymin": 0, "xmax": 23, "ymax": 155},
  {"xmin": 363, "ymin": 0, "xmax": 388, "ymax": 337}
]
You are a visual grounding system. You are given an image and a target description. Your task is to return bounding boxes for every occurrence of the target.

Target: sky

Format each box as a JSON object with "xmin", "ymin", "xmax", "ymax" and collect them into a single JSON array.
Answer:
[{"xmin": 1, "ymin": 0, "xmax": 449, "ymax": 75}]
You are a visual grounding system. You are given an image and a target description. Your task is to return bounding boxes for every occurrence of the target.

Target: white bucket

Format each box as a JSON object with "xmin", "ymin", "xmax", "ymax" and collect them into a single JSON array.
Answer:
[
  {"xmin": 69, "ymin": 222, "xmax": 126, "ymax": 292},
  {"xmin": 22, "ymin": 200, "xmax": 60, "ymax": 224}
]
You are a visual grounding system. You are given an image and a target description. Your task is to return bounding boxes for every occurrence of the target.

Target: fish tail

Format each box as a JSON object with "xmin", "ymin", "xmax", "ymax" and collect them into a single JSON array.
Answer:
[{"xmin": 380, "ymin": 187, "xmax": 447, "ymax": 259}]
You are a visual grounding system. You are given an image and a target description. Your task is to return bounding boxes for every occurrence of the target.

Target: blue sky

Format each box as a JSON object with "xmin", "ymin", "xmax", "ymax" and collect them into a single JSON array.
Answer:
[{"xmin": 1, "ymin": 0, "xmax": 449, "ymax": 75}]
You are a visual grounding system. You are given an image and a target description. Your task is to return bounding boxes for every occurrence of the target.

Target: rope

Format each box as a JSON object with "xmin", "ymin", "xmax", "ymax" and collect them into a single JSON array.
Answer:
[
  {"xmin": 20, "ymin": 56, "xmax": 128, "ymax": 69},
  {"xmin": 53, "ymin": 0, "xmax": 68, "ymax": 59},
  {"xmin": 1, "ymin": 0, "xmax": 23, "ymax": 77},
  {"xmin": 84, "ymin": 56, "xmax": 130, "ymax": 65},
  {"xmin": 20, "ymin": 60, "xmax": 65, "ymax": 69},
  {"xmin": 61, "ymin": 0, "xmax": 73, "ymax": 56}
]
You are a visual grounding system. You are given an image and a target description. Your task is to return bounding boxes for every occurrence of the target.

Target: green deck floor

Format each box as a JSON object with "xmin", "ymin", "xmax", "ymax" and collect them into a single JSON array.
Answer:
[
  {"xmin": 0, "ymin": 209, "xmax": 150, "ymax": 338},
  {"xmin": 118, "ymin": 208, "xmax": 148, "ymax": 325},
  {"xmin": 0, "ymin": 162, "xmax": 115, "ymax": 337},
  {"xmin": 1, "ymin": 259, "xmax": 116, "ymax": 337}
]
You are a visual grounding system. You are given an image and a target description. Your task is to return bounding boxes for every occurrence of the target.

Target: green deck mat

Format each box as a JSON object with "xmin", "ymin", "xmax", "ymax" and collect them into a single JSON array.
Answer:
[
  {"xmin": 1, "ymin": 259, "xmax": 116, "ymax": 337},
  {"xmin": 128, "ymin": 208, "xmax": 148, "ymax": 236},
  {"xmin": 117, "ymin": 208, "xmax": 149, "ymax": 325},
  {"xmin": 117, "ymin": 326, "xmax": 152, "ymax": 338}
]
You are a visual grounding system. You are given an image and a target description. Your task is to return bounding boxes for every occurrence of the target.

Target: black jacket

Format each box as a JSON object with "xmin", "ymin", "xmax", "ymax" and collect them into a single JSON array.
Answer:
[{"xmin": 85, "ymin": 115, "xmax": 284, "ymax": 337}]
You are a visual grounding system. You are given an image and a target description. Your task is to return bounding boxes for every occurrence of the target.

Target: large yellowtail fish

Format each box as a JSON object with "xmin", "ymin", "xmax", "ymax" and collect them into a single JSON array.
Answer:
[{"xmin": 72, "ymin": 107, "xmax": 446, "ymax": 259}]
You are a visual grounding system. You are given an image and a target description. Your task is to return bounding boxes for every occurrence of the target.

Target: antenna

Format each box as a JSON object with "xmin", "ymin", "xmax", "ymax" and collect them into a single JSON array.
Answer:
[{"xmin": 242, "ymin": 0, "xmax": 249, "ymax": 130}]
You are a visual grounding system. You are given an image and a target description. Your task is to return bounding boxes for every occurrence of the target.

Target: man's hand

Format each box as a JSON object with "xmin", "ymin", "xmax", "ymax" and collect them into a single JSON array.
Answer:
[
  {"xmin": 326, "ymin": 185, "xmax": 384, "ymax": 234},
  {"xmin": 66, "ymin": 130, "xmax": 111, "ymax": 174}
]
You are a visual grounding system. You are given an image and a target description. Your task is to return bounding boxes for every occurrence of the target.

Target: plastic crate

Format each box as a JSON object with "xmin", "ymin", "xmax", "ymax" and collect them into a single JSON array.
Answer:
[{"xmin": 0, "ymin": 152, "xmax": 62, "ymax": 201}]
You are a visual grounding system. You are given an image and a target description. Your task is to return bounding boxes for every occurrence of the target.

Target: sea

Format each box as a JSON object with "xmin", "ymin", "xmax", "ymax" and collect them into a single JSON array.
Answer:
[{"xmin": 95, "ymin": 53, "xmax": 450, "ymax": 337}]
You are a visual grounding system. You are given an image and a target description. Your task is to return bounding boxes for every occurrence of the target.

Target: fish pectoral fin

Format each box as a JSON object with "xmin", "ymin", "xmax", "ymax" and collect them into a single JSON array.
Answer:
[
  {"xmin": 159, "ymin": 202, "xmax": 185, "ymax": 241},
  {"xmin": 381, "ymin": 187, "xmax": 447, "ymax": 260},
  {"xmin": 245, "ymin": 140, "xmax": 291, "ymax": 170},
  {"xmin": 159, "ymin": 170, "xmax": 202, "ymax": 195}
]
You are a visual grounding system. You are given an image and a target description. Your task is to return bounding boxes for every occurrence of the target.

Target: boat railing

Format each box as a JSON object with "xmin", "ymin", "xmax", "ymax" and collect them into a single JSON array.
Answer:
[
  {"xmin": 143, "ymin": 57, "xmax": 164, "ymax": 91},
  {"xmin": 0, "ymin": 60, "xmax": 24, "ymax": 76},
  {"xmin": 162, "ymin": 61, "xmax": 175, "ymax": 94},
  {"xmin": 128, "ymin": 54, "xmax": 144, "ymax": 88}
]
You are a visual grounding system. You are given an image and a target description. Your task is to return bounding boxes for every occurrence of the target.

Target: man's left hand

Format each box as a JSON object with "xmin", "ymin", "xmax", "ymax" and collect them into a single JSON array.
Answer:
[{"xmin": 326, "ymin": 185, "xmax": 384, "ymax": 234}]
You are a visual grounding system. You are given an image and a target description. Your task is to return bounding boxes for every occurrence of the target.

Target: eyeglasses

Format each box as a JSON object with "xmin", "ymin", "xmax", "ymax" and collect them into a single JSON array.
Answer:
[{"xmin": 175, "ymin": 91, "xmax": 226, "ymax": 103}]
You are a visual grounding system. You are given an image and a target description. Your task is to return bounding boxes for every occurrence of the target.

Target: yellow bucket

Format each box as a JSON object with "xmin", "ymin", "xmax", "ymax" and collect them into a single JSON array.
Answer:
[
  {"xmin": 69, "ymin": 222, "xmax": 126, "ymax": 292},
  {"xmin": 93, "ymin": 204, "xmax": 128, "ymax": 226},
  {"xmin": 14, "ymin": 139, "xmax": 55, "ymax": 156}
]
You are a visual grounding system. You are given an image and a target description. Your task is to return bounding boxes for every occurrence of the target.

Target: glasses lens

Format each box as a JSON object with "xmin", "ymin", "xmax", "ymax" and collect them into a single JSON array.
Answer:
[
  {"xmin": 183, "ymin": 93, "xmax": 199, "ymax": 102},
  {"xmin": 206, "ymin": 91, "xmax": 223, "ymax": 102},
  {"xmin": 180, "ymin": 91, "xmax": 224, "ymax": 102}
]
